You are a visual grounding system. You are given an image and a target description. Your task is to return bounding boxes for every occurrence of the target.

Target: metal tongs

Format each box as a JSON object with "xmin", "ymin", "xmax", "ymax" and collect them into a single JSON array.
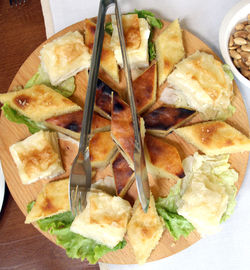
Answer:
[{"xmin": 69, "ymin": 0, "xmax": 150, "ymax": 216}]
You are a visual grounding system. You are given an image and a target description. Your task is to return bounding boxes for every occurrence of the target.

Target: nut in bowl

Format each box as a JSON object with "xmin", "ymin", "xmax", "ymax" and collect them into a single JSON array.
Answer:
[{"xmin": 219, "ymin": 0, "xmax": 250, "ymax": 87}]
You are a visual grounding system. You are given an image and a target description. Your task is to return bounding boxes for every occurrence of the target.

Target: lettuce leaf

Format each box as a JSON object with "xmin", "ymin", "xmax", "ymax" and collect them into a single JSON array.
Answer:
[
  {"xmin": 25, "ymin": 66, "xmax": 75, "ymax": 97},
  {"xmin": 156, "ymin": 180, "xmax": 194, "ymax": 240},
  {"xmin": 131, "ymin": 9, "xmax": 163, "ymax": 29},
  {"xmin": 53, "ymin": 227, "xmax": 126, "ymax": 264},
  {"xmin": 105, "ymin": 22, "xmax": 113, "ymax": 35},
  {"xmin": 223, "ymin": 64, "xmax": 234, "ymax": 81},
  {"xmin": 148, "ymin": 33, "xmax": 156, "ymax": 62},
  {"xmin": 27, "ymin": 203, "xmax": 126, "ymax": 264},
  {"xmin": 2, "ymin": 103, "xmax": 46, "ymax": 134},
  {"xmin": 157, "ymin": 208, "xmax": 194, "ymax": 240}
]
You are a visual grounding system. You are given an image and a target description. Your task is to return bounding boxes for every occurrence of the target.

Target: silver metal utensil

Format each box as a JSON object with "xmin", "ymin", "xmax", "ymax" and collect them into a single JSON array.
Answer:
[
  {"xmin": 69, "ymin": 0, "xmax": 150, "ymax": 216},
  {"xmin": 114, "ymin": 1, "xmax": 150, "ymax": 212},
  {"xmin": 69, "ymin": 0, "xmax": 112, "ymax": 216}
]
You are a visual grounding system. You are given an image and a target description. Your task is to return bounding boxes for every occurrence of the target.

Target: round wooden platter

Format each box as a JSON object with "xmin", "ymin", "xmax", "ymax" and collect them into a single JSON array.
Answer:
[{"xmin": 0, "ymin": 17, "xmax": 249, "ymax": 265}]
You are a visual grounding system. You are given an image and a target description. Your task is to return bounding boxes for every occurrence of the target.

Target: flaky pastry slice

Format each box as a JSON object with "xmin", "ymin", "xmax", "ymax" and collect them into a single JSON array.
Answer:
[
  {"xmin": 111, "ymin": 94, "xmax": 145, "ymax": 169},
  {"xmin": 111, "ymin": 152, "xmax": 134, "ymax": 197},
  {"xmin": 40, "ymin": 31, "xmax": 91, "ymax": 85},
  {"xmin": 144, "ymin": 134, "xmax": 185, "ymax": 180},
  {"xmin": 175, "ymin": 121, "xmax": 250, "ymax": 155},
  {"xmin": 143, "ymin": 106, "xmax": 196, "ymax": 137},
  {"xmin": 9, "ymin": 131, "xmax": 64, "ymax": 184},
  {"xmin": 89, "ymin": 131, "xmax": 117, "ymax": 168},
  {"xmin": 127, "ymin": 192, "xmax": 164, "ymax": 264},
  {"xmin": 70, "ymin": 190, "xmax": 132, "ymax": 249},
  {"xmin": 25, "ymin": 178, "xmax": 70, "ymax": 223},
  {"xmin": 155, "ymin": 19, "xmax": 185, "ymax": 86},
  {"xmin": 133, "ymin": 63, "xmax": 157, "ymax": 114},
  {"xmin": 0, "ymin": 84, "xmax": 81, "ymax": 122},
  {"xmin": 167, "ymin": 51, "xmax": 233, "ymax": 120},
  {"xmin": 46, "ymin": 111, "xmax": 110, "ymax": 140},
  {"xmin": 84, "ymin": 19, "xmax": 119, "ymax": 83},
  {"xmin": 111, "ymin": 14, "xmax": 150, "ymax": 69}
]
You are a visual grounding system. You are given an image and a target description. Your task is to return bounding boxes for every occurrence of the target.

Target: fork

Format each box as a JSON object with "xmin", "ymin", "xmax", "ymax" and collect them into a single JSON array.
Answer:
[
  {"xmin": 9, "ymin": 0, "xmax": 26, "ymax": 6},
  {"xmin": 69, "ymin": 0, "xmax": 110, "ymax": 217}
]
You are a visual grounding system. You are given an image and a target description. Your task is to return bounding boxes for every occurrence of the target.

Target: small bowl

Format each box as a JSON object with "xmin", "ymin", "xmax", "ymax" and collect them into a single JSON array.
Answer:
[{"xmin": 219, "ymin": 0, "xmax": 250, "ymax": 88}]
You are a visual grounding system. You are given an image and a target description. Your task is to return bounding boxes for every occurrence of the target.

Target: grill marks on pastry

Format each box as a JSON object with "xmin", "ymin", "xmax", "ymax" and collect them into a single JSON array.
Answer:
[{"xmin": 144, "ymin": 106, "xmax": 196, "ymax": 131}]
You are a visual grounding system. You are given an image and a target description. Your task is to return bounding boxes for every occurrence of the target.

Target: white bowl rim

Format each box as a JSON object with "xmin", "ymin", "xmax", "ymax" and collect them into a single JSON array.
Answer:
[{"xmin": 219, "ymin": 0, "xmax": 250, "ymax": 88}]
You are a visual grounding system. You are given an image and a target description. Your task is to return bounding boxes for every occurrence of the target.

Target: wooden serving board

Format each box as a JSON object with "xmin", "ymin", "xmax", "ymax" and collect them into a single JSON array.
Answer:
[{"xmin": 0, "ymin": 18, "xmax": 249, "ymax": 265}]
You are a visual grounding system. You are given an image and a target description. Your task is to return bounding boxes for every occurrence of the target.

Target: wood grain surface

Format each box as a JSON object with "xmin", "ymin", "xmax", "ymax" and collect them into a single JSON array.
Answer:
[
  {"xmin": 0, "ymin": 8, "xmax": 249, "ymax": 266},
  {"xmin": 0, "ymin": 1, "xmax": 99, "ymax": 269}
]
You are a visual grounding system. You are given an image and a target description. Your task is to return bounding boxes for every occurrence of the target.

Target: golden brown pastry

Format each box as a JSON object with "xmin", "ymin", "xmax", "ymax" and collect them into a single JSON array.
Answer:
[
  {"xmin": 111, "ymin": 152, "xmax": 134, "ymax": 197},
  {"xmin": 89, "ymin": 131, "xmax": 117, "ymax": 168},
  {"xmin": 40, "ymin": 31, "xmax": 91, "ymax": 85},
  {"xmin": 84, "ymin": 19, "xmax": 119, "ymax": 83},
  {"xmin": 167, "ymin": 51, "xmax": 233, "ymax": 120},
  {"xmin": 111, "ymin": 14, "xmax": 150, "ymax": 68},
  {"xmin": 25, "ymin": 178, "xmax": 70, "ymax": 223},
  {"xmin": 127, "ymin": 192, "xmax": 164, "ymax": 264},
  {"xmin": 70, "ymin": 190, "xmax": 132, "ymax": 249},
  {"xmin": 111, "ymin": 94, "xmax": 145, "ymax": 169},
  {"xmin": 9, "ymin": 131, "xmax": 64, "ymax": 184},
  {"xmin": 175, "ymin": 121, "xmax": 250, "ymax": 155},
  {"xmin": 155, "ymin": 19, "xmax": 185, "ymax": 85},
  {"xmin": 144, "ymin": 134, "xmax": 185, "ymax": 180},
  {"xmin": 0, "ymin": 85, "xmax": 81, "ymax": 122},
  {"xmin": 133, "ymin": 63, "xmax": 157, "ymax": 114}
]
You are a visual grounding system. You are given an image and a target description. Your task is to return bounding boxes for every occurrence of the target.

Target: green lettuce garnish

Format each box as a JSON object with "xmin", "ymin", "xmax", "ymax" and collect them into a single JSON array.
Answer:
[
  {"xmin": 27, "ymin": 201, "xmax": 35, "ymax": 213},
  {"xmin": 129, "ymin": 9, "xmax": 162, "ymax": 62},
  {"xmin": 25, "ymin": 66, "xmax": 75, "ymax": 97},
  {"xmin": 131, "ymin": 9, "xmax": 163, "ymax": 29},
  {"xmin": 105, "ymin": 22, "xmax": 113, "ymax": 35},
  {"xmin": 2, "ymin": 103, "xmax": 46, "ymax": 134},
  {"xmin": 148, "ymin": 33, "xmax": 156, "ymax": 62},
  {"xmin": 223, "ymin": 64, "xmax": 234, "ymax": 81},
  {"xmin": 156, "ymin": 180, "xmax": 194, "ymax": 240},
  {"xmin": 27, "ymin": 202, "xmax": 126, "ymax": 264}
]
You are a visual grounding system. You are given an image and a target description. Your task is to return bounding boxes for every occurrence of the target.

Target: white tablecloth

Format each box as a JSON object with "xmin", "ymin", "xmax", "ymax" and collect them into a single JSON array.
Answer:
[{"xmin": 40, "ymin": 1, "xmax": 250, "ymax": 269}]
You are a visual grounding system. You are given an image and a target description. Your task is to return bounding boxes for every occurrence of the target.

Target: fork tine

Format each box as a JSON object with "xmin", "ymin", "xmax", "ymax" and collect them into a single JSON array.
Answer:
[
  {"xmin": 70, "ymin": 187, "xmax": 77, "ymax": 216},
  {"xmin": 75, "ymin": 189, "xmax": 80, "ymax": 216}
]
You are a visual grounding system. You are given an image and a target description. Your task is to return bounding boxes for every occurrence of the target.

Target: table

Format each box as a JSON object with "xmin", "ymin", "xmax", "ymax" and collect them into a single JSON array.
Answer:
[{"xmin": 0, "ymin": 1, "xmax": 99, "ymax": 269}]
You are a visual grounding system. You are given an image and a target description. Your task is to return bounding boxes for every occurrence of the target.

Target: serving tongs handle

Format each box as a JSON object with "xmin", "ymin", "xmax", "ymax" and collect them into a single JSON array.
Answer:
[
  {"xmin": 69, "ymin": 0, "xmax": 114, "ymax": 214},
  {"xmin": 113, "ymin": 0, "xmax": 150, "ymax": 212},
  {"xmin": 80, "ymin": 0, "xmax": 110, "ymax": 150}
]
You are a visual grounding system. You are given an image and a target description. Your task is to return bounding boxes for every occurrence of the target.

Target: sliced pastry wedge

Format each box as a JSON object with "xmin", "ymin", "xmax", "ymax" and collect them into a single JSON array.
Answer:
[
  {"xmin": 111, "ymin": 94, "xmax": 145, "ymax": 169},
  {"xmin": 111, "ymin": 152, "xmax": 134, "ymax": 197},
  {"xmin": 167, "ymin": 51, "xmax": 233, "ymax": 120},
  {"xmin": 9, "ymin": 131, "xmax": 64, "ymax": 184},
  {"xmin": 175, "ymin": 121, "xmax": 250, "ymax": 155},
  {"xmin": 40, "ymin": 31, "xmax": 91, "ymax": 85},
  {"xmin": 94, "ymin": 79, "xmax": 118, "ymax": 119},
  {"xmin": 25, "ymin": 178, "xmax": 70, "ymax": 223},
  {"xmin": 89, "ymin": 131, "xmax": 117, "ymax": 168},
  {"xmin": 143, "ymin": 106, "xmax": 196, "ymax": 137},
  {"xmin": 84, "ymin": 19, "xmax": 119, "ymax": 83},
  {"xmin": 155, "ymin": 19, "xmax": 185, "ymax": 86},
  {"xmin": 133, "ymin": 63, "xmax": 157, "ymax": 114},
  {"xmin": 144, "ymin": 134, "xmax": 185, "ymax": 180},
  {"xmin": 127, "ymin": 192, "xmax": 164, "ymax": 264},
  {"xmin": 70, "ymin": 190, "xmax": 132, "ymax": 249},
  {"xmin": 111, "ymin": 14, "xmax": 150, "ymax": 69},
  {"xmin": 0, "ymin": 84, "xmax": 81, "ymax": 122},
  {"xmin": 46, "ymin": 111, "xmax": 110, "ymax": 140}
]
